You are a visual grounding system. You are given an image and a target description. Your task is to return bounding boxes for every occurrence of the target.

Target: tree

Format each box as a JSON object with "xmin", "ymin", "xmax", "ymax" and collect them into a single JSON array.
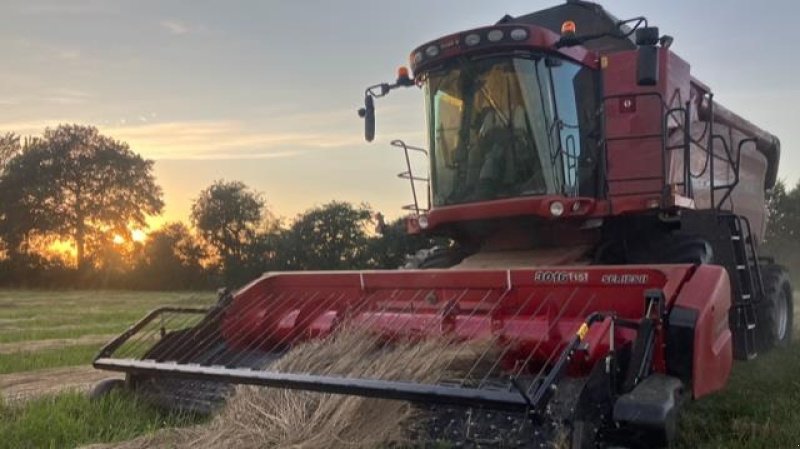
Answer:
[
  {"xmin": 133, "ymin": 222, "xmax": 209, "ymax": 289},
  {"xmin": 280, "ymin": 201, "xmax": 373, "ymax": 270},
  {"xmin": 0, "ymin": 125, "xmax": 163, "ymax": 270},
  {"xmin": 763, "ymin": 179, "xmax": 800, "ymax": 273},
  {"xmin": 0, "ymin": 132, "xmax": 21, "ymax": 174},
  {"xmin": 365, "ymin": 216, "xmax": 444, "ymax": 269},
  {"xmin": 191, "ymin": 180, "xmax": 265, "ymax": 266}
]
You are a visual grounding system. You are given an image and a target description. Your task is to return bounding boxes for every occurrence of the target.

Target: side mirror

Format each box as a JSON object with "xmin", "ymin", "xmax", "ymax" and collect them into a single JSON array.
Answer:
[
  {"xmin": 358, "ymin": 95, "xmax": 376, "ymax": 142},
  {"xmin": 636, "ymin": 27, "xmax": 660, "ymax": 86}
]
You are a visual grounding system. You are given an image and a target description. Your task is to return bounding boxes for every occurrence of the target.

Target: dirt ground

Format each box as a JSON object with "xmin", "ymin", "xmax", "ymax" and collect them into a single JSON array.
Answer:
[{"xmin": 0, "ymin": 366, "xmax": 122, "ymax": 402}]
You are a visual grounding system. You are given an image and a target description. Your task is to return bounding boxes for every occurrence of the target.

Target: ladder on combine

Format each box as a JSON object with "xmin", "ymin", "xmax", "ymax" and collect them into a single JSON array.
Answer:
[{"xmin": 726, "ymin": 215, "xmax": 763, "ymax": 360}]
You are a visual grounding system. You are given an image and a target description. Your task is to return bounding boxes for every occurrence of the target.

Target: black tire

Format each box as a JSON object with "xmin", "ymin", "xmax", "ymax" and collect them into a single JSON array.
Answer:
[
  {"xmin": 596, "ymin": 234, "xmax": 713, "ymax": 266},
  {"xmin": 88, "ymin": 377, "xmax": 125, "ymax": 401},
  {"xmin": 404, "ymin": 246, "xmax": 466, "ymax": 269},
  {"xmin": 760, "ymin": 264, "xmax": 794, "ymax": 349}
]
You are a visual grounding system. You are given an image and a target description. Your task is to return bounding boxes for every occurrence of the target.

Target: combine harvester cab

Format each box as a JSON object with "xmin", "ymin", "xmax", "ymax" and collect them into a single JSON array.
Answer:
[{"xmin": 95, "ymin": 1, "xmax": 793, "ymax": 447}]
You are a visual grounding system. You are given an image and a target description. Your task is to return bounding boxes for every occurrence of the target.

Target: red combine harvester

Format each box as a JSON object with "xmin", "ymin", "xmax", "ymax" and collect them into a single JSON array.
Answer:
[{"xmin": 93, "ymin": 1, "xmax": 792, "ymax": 447}]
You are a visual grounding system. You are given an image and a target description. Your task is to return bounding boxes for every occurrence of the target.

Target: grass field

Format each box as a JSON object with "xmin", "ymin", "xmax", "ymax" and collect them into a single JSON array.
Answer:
[{"xmin": 0, "ymin": 289, "xmax": 797, "ymax": 448}]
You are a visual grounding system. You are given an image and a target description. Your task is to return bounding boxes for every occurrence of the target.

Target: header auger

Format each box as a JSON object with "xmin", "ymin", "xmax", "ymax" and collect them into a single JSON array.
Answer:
[{"xmin": 94, "ymin": 1, "xmax": 792, "ymax": 447}]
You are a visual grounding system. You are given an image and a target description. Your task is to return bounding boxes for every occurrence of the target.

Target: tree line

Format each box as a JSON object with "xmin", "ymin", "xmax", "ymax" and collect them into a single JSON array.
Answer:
[
  {"xmin": 764, "ymin": 179, "xmax": 800, "ymax": 279},
  {"xmin": 0, "ymin": 125, "xmax": 439, "ymax": 290},
  {"xmin": 0, "ymin": 125, "xmax": 797, "ymax": 290}
]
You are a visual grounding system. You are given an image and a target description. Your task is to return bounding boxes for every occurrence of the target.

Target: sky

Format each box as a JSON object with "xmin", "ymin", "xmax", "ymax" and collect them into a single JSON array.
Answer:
[{"xmin": 1, "ymin": 0, "xmax": 798, "ymax": 227}]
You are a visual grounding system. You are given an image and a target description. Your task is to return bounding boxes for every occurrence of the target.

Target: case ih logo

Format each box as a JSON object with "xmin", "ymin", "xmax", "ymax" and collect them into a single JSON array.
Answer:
[
  {"xmin": 601, "ymin": 273, "xmax": 650, "ymax": 285},
  {"xmin": 534, "ymin": 271, "xmax": 589, "ymax": 283}
]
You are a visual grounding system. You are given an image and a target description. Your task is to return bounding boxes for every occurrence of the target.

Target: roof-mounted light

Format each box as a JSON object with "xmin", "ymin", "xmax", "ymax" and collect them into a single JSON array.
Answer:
[
  {"xmin": 464, "ymin": 33, "xmax": 481, "ymax": 47},
  {"xmin": 487, "ymin": 29, "xmax": 504, "ymax": 42},
  {"xmin": 561, "ymin": 20, "xmax": 577, "ymax": 35},
  {"xmin": 425, "ymin": 45, "xmax": 440, "ymax": 58},
  {"xmin": 510, "ymin": 28, "xmax": 529, "ymax": 41}
]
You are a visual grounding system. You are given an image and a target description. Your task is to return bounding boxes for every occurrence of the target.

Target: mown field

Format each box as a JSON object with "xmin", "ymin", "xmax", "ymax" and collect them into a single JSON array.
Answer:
[
  {"xmin": 0, "ymin": 291, "xmax": 214, "ymax": 449},
  {"xmin": 0, "ymin": 289, "xmax": 797, "ymax": 449}
]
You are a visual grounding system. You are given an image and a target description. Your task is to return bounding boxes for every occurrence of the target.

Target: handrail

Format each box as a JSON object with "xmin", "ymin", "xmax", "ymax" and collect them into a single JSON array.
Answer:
[{"xmin": 391, "ymin": 139, "xmax": 430, "ymax": 215}]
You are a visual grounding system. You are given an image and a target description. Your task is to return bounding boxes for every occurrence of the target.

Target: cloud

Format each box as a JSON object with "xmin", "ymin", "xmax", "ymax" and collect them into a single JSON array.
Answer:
[
  {"xmin": 43, "ymin": 88, "xmax": 92, "ymax": 105},
  {"xmin": 101, "ymin": 120, "xmax": 362, "ymax": 160},
  {"xmin": 160, "ymin": 20, "xmax": 190, "ymax": 36}
]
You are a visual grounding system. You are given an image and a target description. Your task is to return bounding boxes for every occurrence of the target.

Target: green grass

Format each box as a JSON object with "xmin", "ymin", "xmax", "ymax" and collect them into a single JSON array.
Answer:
[
  {"xmin": 677, "ymin": 343, "xmax": 800, "ymax": 448},
  {"xmin": 0, "ymin": 344, "xmax": 103, "ymax": 375},
  {"xmin": 0, "ymin": 390, "xmax": 202, "ymax": 449},
  {"xmin": 0, "ymin": 290, "xmax": 214, "ymax": 374}
]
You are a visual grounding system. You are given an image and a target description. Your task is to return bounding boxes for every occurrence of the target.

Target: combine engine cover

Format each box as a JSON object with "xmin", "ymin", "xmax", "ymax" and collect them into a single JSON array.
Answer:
[{"xmin": 94, "ymin": 265, "xmax": 732, "ymax": 447}]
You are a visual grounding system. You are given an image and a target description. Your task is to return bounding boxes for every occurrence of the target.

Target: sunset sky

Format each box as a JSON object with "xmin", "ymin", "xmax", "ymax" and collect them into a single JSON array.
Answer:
[{"xmin": 1, "ymin": 0, "xmax": 798, "ymax": 228}]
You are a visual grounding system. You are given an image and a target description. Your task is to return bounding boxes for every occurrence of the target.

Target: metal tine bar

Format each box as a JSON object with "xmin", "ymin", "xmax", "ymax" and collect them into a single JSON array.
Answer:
[
  {"xmin": 228, "ymin": 286, "xmax": 398, "ymax": 371},
  {"xmin": 225, "ymin": 290, "xmax": 323, "ymax": 355},
  {"xmin": 318, "ymin": 287, "xmax": 474, "ymax": 381},
  {"xmin": 212, "ymin": 291, "xmax": 318, "ymax": 367},
  {"xmin": 214, "ymin": 290, "xmax": 297, "ymax": 354},
  {"xmin": 509, "ymin": 287, "xmax": 583, "ymax": 380},
  {"xmin": 428, "ymin": 288, "xmax": 513, "ymax": 384},
  {"xmin": 388, "ymin": 288, "xmax": 494, "ymax": 382},
  {"xmin": 218, "ymin": 289, "xmax": 327, "ymax": 366},
  {"xmin": 208, "ymin": 290, "xmax": 312, "ymax": 364},
  {"xmin": 131, "ymin": 292, "xmax": 272, "ymax": 362},
  {"xmin": 260, "ymin": 286, "xmax": 405, "ymax": 379},
  {"xmin": 462, "ymin": 290, "xmax": 547, "ymax": 385},
  {"xmin": 469, "ymin": 291, "xmax": 554, "ymax": 388},
  {"xmin": 471, "ymin": 292, "xmax": 566, "ymax": 389},
  {"xmin": 525, "ymin": 294, "xmax": 597, "ymax": 396},
  {"xmin": 152, "ymin": 291, "xmax": 286, "ymax": 364},
  {"xmin": 112, "ymin": 313, "xmax": 175, "ymax": 358},
  {"xmin": 123, "ymin": 312, "xmax": 203, "ymax": 360},
  {"xmin": 141, "ymin": 291, "xmax": 284, "ymax": 366},
  {"xmin": 316, "ymin": 292, "xmax": 423, "ymax": 379},
  {"xmin": 117, "ymin": 313, "xmax": 186, "ymax": 359},
  {"xmin": 317, "ymin": 287, "xmax": 441, "ymax": 378},
  {"xmin": 225, "ymin": 289, "xmax": 345, "ymax": 367}
]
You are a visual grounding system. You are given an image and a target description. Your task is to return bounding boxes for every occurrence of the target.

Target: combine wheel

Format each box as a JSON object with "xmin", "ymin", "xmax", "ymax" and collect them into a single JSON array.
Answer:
[
  {"xmin": 404, "ymin": 246, "xmax": 466, "ymax": 269},
  {"xmin": 595, "ymin": 234, "xmax": 713, "ymax": 266},
  {"xmin": 760, "ymin": 264, "xmax": 794, "ymax": 348},
  {"xmin": 88, "ymin": 378, "xmax": 125, "ymax": 401}
]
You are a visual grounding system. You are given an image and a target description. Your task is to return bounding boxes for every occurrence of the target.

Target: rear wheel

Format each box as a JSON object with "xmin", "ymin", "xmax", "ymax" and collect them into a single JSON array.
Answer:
[{"xmin": 760, "ymin": 265, "xmax": 793, "ymax": 348}]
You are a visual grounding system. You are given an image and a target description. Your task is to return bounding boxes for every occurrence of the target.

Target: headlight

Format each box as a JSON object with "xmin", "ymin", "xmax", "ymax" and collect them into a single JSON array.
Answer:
[{"xmin": 549, "ymin": 201, "xmax": 565, "ymax": 217}]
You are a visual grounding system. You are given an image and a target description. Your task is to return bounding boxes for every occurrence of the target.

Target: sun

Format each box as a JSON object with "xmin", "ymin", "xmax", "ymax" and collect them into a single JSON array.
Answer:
[
  {"xmin": 131, "ymin": 229, "xmax": 147, "ymax": 243},
  {"xmin": 112, "ymin": 229, "xmax": 147, "ymax": 245}
]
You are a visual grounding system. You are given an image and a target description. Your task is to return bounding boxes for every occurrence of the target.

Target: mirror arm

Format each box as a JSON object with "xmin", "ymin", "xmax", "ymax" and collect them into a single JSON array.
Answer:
[{"xmin": 358, "ymin": 78, "xmax": 415, "ymax": 143}]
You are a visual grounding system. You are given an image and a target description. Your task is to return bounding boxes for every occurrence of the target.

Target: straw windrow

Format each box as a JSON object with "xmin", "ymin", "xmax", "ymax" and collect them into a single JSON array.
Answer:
[{"xmin": 91, "ymin": 329, "xmax": 496, "ymax": 449}]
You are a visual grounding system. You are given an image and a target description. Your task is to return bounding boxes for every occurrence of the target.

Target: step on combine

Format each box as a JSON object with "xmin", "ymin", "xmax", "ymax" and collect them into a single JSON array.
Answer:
[{"xmin": 93, "ymin": 1, "xmax": 793, "ymax": 447}]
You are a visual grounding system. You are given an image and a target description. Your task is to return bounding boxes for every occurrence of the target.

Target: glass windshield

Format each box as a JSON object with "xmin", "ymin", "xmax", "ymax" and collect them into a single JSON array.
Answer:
[{"xmin": 424, "ymin": 55, "xmax": 598, "ymax": 207}]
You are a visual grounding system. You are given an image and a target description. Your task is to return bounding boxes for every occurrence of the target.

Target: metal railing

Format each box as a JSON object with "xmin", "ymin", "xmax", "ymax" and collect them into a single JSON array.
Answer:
[{"xmin": 391, "ymin": 139, "xmax": 430, "ymax": 215}]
